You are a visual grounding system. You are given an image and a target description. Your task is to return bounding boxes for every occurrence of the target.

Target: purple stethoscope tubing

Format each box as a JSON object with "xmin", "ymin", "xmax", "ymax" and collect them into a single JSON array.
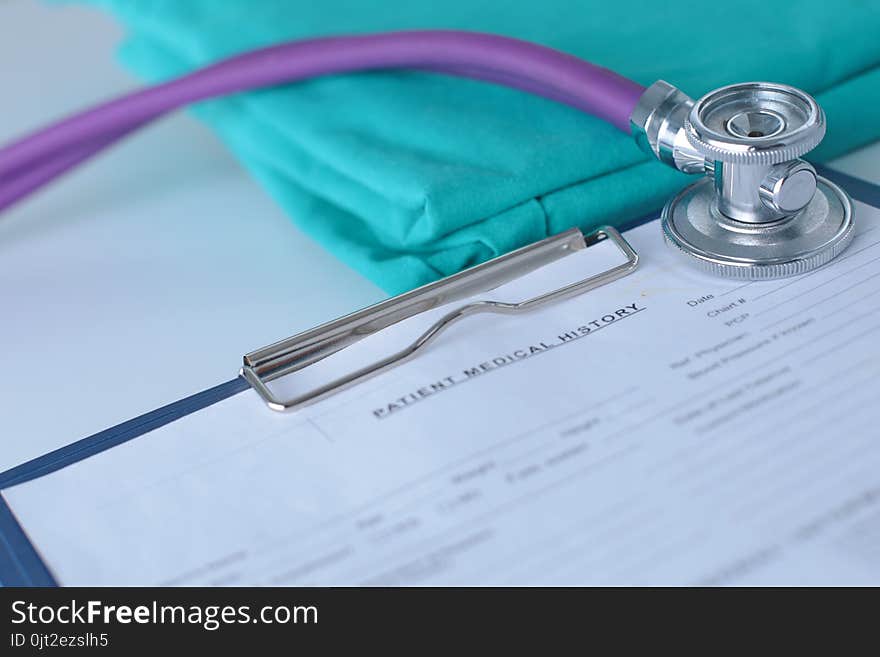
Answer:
[{"xmin": 0, "ymin": 30, "xmax": 645, "ymax": 212}]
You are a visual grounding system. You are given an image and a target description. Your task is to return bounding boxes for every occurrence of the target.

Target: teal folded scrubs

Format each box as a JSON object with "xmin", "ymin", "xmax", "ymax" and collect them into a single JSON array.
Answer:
[{"xmin": 77, "ymin": 0, "xmax": 880, "ymax": 294}]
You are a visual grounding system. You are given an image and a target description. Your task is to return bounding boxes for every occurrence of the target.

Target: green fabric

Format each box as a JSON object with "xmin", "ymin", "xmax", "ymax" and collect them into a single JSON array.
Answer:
[{"xmin": 79, "ymin": 0, "xmax": 880, "ymax": 294}]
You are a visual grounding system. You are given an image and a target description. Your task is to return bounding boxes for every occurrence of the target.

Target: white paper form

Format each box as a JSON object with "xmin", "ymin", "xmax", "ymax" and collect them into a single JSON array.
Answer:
[{"xmin": 5, "ymin": 202, "xmax": 880, "ymax": 586}]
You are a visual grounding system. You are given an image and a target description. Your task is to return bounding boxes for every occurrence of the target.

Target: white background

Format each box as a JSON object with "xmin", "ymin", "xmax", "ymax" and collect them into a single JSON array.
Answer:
[{"xmin": 0, "ymin": 0, "xmax": 878, "ymax": 471}]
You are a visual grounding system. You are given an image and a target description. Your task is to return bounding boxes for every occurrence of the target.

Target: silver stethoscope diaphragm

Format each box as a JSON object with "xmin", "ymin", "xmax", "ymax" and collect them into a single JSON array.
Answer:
[{"xmin": 631, "ymin": 81, "xmax": 854, "ymax": 279}]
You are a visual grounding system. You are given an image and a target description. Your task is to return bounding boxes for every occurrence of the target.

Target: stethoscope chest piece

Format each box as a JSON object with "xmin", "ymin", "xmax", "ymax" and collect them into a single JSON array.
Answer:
[
  {"xmin": 634, "ymin": 81, "xmax": 855, "ymax": 279},
  {"xmin": 662, "ymin": 173, "xmax": 854, "ymax": 280}
]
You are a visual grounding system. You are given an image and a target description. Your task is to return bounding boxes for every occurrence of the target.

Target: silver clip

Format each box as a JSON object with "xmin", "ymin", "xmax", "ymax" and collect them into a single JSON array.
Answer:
[{"xmin": 241, "ymin": 226, "xmax": 638, "ymax": 412}]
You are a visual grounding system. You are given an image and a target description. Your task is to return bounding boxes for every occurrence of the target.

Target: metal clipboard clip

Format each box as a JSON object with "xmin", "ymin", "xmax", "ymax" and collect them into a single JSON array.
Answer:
[{"xmin": 241, "ymin": 226, "xmax": 638, "ymax": 412}]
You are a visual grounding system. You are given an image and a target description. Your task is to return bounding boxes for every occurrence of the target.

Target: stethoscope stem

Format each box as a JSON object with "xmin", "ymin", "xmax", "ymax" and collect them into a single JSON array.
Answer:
[{"xmin": 0, "ymin": 30, "xmax": 644, "ymax": 213}]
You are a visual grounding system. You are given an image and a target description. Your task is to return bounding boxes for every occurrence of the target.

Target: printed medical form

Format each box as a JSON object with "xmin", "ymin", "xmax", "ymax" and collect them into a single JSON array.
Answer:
[{"xmin": 5, "ymin": 203, "xmax": 880, "ymax": 585}]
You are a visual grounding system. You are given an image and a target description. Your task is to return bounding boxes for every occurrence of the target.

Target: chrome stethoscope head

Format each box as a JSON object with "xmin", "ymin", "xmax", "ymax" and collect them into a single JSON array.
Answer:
[{"xmin": 631, "ymin": 80, "xmax": 854, "ymax": 279}]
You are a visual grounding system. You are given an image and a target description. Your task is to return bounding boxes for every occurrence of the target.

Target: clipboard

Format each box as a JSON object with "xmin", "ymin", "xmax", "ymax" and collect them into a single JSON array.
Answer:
[{"xmin": 1, "ymin": 164, "xmax": 877, "ymax": 586}]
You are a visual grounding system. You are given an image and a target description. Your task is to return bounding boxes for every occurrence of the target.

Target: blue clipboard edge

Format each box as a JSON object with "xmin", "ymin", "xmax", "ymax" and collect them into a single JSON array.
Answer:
[
  {"xmin": 1, "ymin": 165, "xmax": 878, "ymax": 586},
  {"xmin": 0, "ymin": 378, "xmax": 249, "ymax": 586}
]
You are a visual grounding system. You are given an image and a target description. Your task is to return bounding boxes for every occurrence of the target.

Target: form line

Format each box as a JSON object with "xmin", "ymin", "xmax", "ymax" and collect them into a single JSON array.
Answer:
[
  {"xmin": 748, "ymin": 229, "xmax": 880, "ymax": 303},
  {"xmin": 752, "ymin": 253, "xmax": 880, "ymax": 317}
]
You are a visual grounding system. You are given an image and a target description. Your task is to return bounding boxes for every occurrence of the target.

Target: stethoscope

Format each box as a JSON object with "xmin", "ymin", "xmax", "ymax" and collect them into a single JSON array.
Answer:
[{"xmin": 0, "ymin": 30, "xmax": 853, "ymax": 280}]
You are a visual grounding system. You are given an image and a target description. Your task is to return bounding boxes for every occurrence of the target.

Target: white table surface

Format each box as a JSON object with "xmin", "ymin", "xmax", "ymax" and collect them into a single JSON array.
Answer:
[{"xmin": 1, "ymin": 0, "xmax": 878, "ymax": 471}]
